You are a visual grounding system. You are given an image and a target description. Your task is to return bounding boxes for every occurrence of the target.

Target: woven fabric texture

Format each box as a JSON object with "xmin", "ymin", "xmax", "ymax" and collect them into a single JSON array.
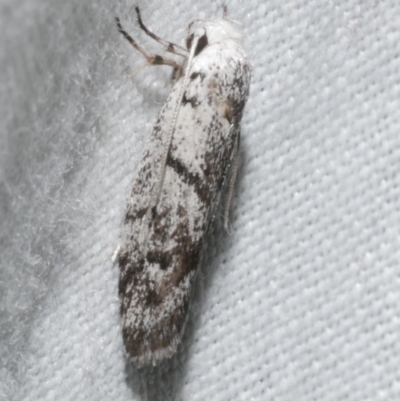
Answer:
[{"xmin": 1, "ymin": 1, "xmax": 400, "ymax": 400}]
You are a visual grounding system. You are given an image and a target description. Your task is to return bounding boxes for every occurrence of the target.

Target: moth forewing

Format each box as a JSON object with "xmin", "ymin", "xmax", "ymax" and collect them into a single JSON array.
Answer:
[{"xmin": 116, "ymin": 8, "xmax": 250, "ymax": 367}]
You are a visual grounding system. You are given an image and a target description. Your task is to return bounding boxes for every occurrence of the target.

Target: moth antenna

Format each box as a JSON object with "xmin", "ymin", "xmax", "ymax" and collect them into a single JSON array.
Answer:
[{"xmin": 140, "ymin": 35, "xmax": 199, "ymax": 251}]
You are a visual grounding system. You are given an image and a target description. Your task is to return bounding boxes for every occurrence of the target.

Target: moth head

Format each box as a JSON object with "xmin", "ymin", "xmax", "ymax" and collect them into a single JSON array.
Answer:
[{"xmin": 186, "ymin": 19, "xmax": 243, "ymax": 55}]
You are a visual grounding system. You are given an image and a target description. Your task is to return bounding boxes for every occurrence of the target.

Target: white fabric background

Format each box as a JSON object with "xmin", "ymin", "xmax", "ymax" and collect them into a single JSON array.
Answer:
[{"xmin": 1, "ymin": 0, "xmax": 400, "ymax": 400}]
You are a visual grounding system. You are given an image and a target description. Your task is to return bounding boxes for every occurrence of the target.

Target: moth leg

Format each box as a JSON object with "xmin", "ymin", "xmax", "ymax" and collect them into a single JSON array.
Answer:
[
  {"xmin": 135, "ymin": 7, "xmax": 189, "ymax": 58},
  {"xmin": 223, "ymin": 131, "xmax": 241, "ymax": 232},
  {"xmin": 116, "ymin": 17, "xmax": 183, "ymax": 72},
  {"xmin": 112, "ymin": 244, "xmax": 121, "ymax": 264},
  {"xmin": 222, "ymin": 5, "xmax": 228, "ymax": 18}
]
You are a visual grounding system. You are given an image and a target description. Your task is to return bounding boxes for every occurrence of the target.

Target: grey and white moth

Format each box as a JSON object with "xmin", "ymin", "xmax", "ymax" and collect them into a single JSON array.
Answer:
[{"xmin": 115, "ymin": 7, "xmax": 250, "ymax": 367}]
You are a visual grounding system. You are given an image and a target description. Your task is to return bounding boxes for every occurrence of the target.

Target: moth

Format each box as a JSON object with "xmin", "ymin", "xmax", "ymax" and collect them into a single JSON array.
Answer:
[{"xmin": 115, "ymin": 7, "xmax": 250, "ymax": 367}]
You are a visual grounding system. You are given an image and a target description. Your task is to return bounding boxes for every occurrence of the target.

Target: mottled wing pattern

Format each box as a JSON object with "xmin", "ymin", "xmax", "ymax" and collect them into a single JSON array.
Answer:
[{"xmin": 118, "ymin": 42, "xmax": 250, "ymax": 367}]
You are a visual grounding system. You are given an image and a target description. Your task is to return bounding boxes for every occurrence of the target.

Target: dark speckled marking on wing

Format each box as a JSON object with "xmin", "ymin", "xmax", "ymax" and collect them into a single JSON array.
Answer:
[{"xmin": 117, "ymin": 23, "xmax": 250, "ymax": 368}]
